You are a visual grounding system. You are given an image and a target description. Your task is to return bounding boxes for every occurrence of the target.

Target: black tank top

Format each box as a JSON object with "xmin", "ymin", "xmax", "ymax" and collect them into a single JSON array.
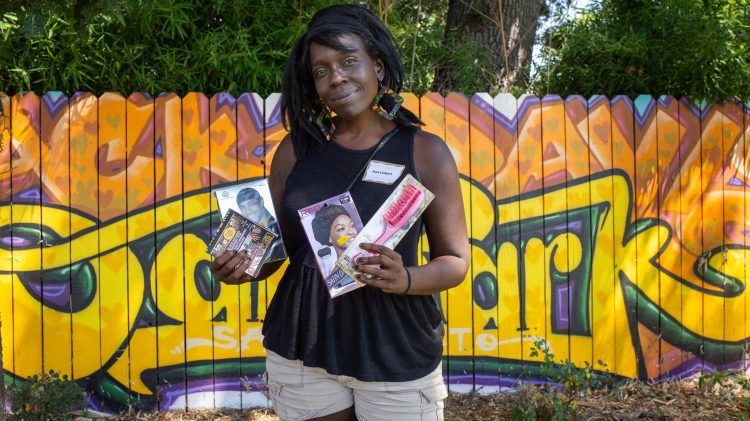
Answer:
[{"xmin": 262, "ymin": 126, "xmax": 444, "ymax": 382}]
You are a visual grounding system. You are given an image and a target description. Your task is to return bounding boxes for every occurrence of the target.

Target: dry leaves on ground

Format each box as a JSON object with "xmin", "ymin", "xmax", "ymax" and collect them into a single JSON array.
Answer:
[
  {"xmin": 77, "ymin": 375, "xmax": 750, "ymax": 420},
  {"xmin": 442, "ymin": 378, "xmax": 749, "ymax": 420}
]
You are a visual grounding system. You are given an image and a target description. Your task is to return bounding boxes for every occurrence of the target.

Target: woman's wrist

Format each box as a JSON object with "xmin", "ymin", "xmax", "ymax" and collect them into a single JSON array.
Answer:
[{"xmin": 401, "ymin": 267, "xmax": 412, "ymax": 295}]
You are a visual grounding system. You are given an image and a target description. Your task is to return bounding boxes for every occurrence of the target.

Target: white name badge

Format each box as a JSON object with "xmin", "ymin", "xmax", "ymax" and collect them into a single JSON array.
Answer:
[{"xmin": 362, "ymin": 160, "xmax": 405, "ymax": 185}]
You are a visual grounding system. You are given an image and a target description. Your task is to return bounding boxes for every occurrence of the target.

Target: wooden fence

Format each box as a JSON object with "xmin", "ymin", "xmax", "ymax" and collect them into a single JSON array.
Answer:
[{"xmin": 0, "ymin": 92, "xmax": 749, "ymax": 411}]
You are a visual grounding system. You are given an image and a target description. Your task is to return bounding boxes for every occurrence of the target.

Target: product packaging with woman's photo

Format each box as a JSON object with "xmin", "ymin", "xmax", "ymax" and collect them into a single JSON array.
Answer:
[{"xmin": 298, "ymin": 192, "xmax": 365, "ymax": 297}]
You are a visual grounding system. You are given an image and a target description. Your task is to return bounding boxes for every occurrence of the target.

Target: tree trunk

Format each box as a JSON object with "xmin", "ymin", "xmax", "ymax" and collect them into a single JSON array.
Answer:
[{"xmin": 433, "ymin": 0, "xmax": 545, "ymax": 93}]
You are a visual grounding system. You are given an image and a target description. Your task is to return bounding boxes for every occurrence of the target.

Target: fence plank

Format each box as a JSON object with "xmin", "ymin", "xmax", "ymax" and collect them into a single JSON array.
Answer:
[
  {"xmin": 181, "ymin": 92, "xmax": 213, "ymax": 410},
  {"xmin": 674, "ymin": 98, "xmax": 689, "ymax": 371},
  {"xmin": 237, "ymin": 93, "xmax": 279, "ymax": 408},
  {"xmin": 516, "ymin": 95, "xmax": 546, "ymax": 370},
  {"xmin": 705, "ymin": 100, "xmax": 736, "ymax": 369},
  {"xmin": 237, "ymin": 93, "xmax": 265, "ymax": 181},
  {"xmin": 564, "ymin": 95, "xmax": 593, "ymax": 370},
  {"xmin": 0, "ymin": 93, "xmax": 9, "ymax": 198},
  {"xmin": 262, "ymin": 93, "xmax": 285, "ymax": 337},
  {"xmin": 236, "ymin": 93, "xmax": 268, "ymax": 409},
  {"xmin": 263, "ymin": 93, "xmax": 285, "ymax": 178},
  {"xmin": 721, "ymin": 101, "xmax": 744, "ymax": 368},
  {"xmin": 541, "ymin": 94, "xmax": 569, "ymax": 364},
  {"xmin": 418, "ymin": 92, "xmax": 449, "ymax": 386},
  {"xmin": 69, "ymin": 92, "xmax": 101, "ymax": 381},
  {"xmin": 259, "ymin": 92, "xmax": 285, "ymax": 391},
  {"xmin": 654, "ymin": 96, "xmax": 682, "ymax": 377},
  {"xmin": 40, "ymin": 92, "xmax": 72, "ymax": 377},
  {"xmin": 0, "ymin": 92, "xmax": 12, "ymax": 386},
  {"xmin": 677, "ymin": 98, "xmax": 700, "ymax": 372},
  {"xmin": 588, "ymin": 95, "xmax": 617, "ymax": 374},
  {"xmin": 701, "ymin": 100, "xmax": 722, "ymax": 371},
  {"xmin": 633, "ymin": 94, "xmax": 660, "ymax": 379},
  {"xmin": 493, "ymin": 92, "xmax": 522, "ymax": 385},
  {"xmin": 126, "ymin": 92, "xmax": 157, "ymax": 405},
  {"xmin": 745, "ymin": 101, "xmax": 750, "ymax": 372},
  {"xmin": 469, "ymin": 92, "xmax": 497, "ymax": 393},
  {"xmin": 610, "ymin": 95, "xmax": 639, "ymax": 378},
  {"xmin": 153, "ymin": 92, "xmax": 186, "ymax": 411},
  {"xmin": 11, "ymin": 92, "xmax": 43, "ymax": 380},
  {"xmin": 444, "ymin": 92, "xmax": 473, "ymax": 392},
  {"xmin": 96, "ymin": 92, "xmax": 130, "ymax": 410},
  {"xmin": 209, "ymin": 93, "xmax": 242, "ymax": 409}
]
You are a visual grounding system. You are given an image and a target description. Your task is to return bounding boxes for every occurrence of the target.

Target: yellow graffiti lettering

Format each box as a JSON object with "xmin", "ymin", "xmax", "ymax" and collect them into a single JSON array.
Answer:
[{"xmin": 3, "ymin": 169, "xmax": 749, "ymax": 402}]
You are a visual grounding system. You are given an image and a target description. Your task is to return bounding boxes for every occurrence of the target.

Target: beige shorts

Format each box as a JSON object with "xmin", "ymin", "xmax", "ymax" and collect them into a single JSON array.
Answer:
[{"xmin": 264, "ymin": 350, "xmax": 448, "ymax": 421}]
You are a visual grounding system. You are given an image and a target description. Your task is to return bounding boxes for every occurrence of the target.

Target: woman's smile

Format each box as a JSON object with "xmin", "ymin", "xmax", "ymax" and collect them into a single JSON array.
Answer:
[{"xmin": 328, "ymin": 88, "xmax": 361, "ymax": 105}]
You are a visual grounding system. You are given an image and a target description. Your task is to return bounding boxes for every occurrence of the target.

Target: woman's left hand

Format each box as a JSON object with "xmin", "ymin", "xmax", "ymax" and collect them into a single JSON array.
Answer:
[{"xmin": 353, "ymin": 243, "xmax": 410, "ymax": 294}]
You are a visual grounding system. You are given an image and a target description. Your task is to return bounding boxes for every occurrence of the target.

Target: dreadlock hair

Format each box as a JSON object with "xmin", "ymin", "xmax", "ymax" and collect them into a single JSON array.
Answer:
[{"xmin": 280, "ymin": 4, "xmax": 423, "ymax": 159}]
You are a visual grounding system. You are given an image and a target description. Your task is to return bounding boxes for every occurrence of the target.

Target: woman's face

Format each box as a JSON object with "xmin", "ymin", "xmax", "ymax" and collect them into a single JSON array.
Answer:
[
  {"xmin": 309, "ymin": 34, "xmax": 383, "ymax": 120},
  {"xmin": 329, "ymin": 214, "xmax": 358, "ymax": 255}
]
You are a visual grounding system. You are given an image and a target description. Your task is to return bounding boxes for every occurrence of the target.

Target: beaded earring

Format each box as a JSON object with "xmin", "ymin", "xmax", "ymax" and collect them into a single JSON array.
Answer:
[
  {"xmin": 370, "ymin": 81, "xmax": 403, "ymax": 120},
  {"xmin": 315, "ymin": 101, "xmax": 336, "ymax": 141}
]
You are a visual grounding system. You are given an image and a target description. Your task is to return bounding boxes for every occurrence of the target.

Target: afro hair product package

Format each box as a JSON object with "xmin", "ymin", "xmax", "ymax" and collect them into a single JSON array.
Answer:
[
  {"xmin": 206, "ymin": 208, "xmax": 278, "ymax": 278},
  {"xmin": 213, "ymin": 178, "xmax": 287, "ymax": 263},
  {"xmin": 298, "ymin": 191, "xmax": 366, "ymax": 298}
]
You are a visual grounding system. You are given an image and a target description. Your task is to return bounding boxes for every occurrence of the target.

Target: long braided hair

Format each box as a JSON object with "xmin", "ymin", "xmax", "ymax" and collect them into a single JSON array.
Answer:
[{"xmin": 280, "ymin": 4, "xmax": 423, "ymax": 159}]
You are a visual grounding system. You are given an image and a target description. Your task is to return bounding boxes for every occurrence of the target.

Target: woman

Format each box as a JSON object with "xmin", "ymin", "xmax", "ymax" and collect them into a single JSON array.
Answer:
[
  {"xmin": 211, "ymin": 4, "xmax": 469, "ymax": 420},
  {"xmin": 311, "ymin": 204, "xmax": 359, "ymax": 279}
]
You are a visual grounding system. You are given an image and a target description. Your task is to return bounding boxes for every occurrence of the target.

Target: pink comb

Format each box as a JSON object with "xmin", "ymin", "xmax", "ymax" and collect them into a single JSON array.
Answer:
[{"xmin": 353, "ymin": 185, "xmax": 424, "ymax": 264}]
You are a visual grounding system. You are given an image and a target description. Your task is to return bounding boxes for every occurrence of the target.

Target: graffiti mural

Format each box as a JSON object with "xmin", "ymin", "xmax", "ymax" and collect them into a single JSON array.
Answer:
[{"xmin": 0, "ymin": 92, "xmax": 749, "ymax": 411}]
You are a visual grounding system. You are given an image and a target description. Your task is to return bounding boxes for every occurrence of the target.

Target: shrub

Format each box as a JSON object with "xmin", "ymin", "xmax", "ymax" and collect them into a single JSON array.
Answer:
[
  {"xmin": 511, "ymin": 384, "xmax": 578, "ymax": 421},
  {"xmin": 529, "ymin": 337, "xmax": 614, "ymax": 397},
  {"xmin": 8, "ymin": 370, "xmax": 86, "ymax": 421}
]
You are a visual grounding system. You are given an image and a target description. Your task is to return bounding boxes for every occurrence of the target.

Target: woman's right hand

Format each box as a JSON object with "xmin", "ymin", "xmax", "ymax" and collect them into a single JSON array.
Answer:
[{"xmin": 210, "ymin": 250, "xmax": 256, "ymax": 284}]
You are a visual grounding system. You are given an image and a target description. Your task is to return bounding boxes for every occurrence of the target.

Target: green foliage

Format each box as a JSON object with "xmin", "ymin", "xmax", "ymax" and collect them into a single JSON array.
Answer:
[
  {"xmin": 0, "ymin": 0, "xmax": 353, "ymax": 96},
  {"xmin": 370, "ymin": 0, "xmax": 511, "ymax": 95},
  {"xmin": 510, "ymin": 385, "xmax": 578, "ymax": 421},
  {"xmin": 430, "ymin": 37, "xmax": 496, "ymax": 95},
  {"xmin": 8, "ymin": 370, "xmax": 86, "ymax": 421},
  {"xmin": 0, "ymin": 0, "xmax": 564, "ymax": 96},
  {"xmin": 534, "ymin": 0, "xmax": 750, "ymax": 101},
  {"xmin": 0, "ymin": 0, "xmax": 463, "ymax": 96},
  {"xmin": 698, "ymin": 368, "xmax": 731, "ymax": 391},
  {"xmin": 731, "ymin": 372, "xmax": 750, "ymax": 391},
  {"xmin": 369, "ymin": 0, "xmax": 451, "ymax": 95},
  {"xmin": 697, "ymin": 368, "xmax": 750, "ymax": 402},
  {"xmin": 529, "ymin": 337, "xmax": 613, "ymax": 397},
  {"xmin": 509, "ymin": 337, "xmax": 620, "ymax": 420}
]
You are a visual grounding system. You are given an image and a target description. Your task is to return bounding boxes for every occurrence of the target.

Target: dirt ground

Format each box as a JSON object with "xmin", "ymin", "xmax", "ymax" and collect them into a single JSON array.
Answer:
[{"xmin": 91, "ymin": 376, "xmax": 749, "ymax": 421}]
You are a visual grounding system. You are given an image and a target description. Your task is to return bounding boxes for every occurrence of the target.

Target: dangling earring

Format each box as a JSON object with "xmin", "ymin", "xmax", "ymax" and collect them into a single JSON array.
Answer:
[
  {"xmin": 315, "ymin": 101, "xmax": 336, "ymax": 141},
  {"xmin": 370, "ymin": 82, "xmax": 386, "ymax": 110},
  {"xmin": 370, "ymin": 81, "xmax": 403, "ymax": 120}
]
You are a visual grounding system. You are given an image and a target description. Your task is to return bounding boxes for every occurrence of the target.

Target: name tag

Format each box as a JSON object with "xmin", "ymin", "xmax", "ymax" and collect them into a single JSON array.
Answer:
[{"xmin": 362, "ymin": 160, "xmax": 404, "ymax": 185}]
